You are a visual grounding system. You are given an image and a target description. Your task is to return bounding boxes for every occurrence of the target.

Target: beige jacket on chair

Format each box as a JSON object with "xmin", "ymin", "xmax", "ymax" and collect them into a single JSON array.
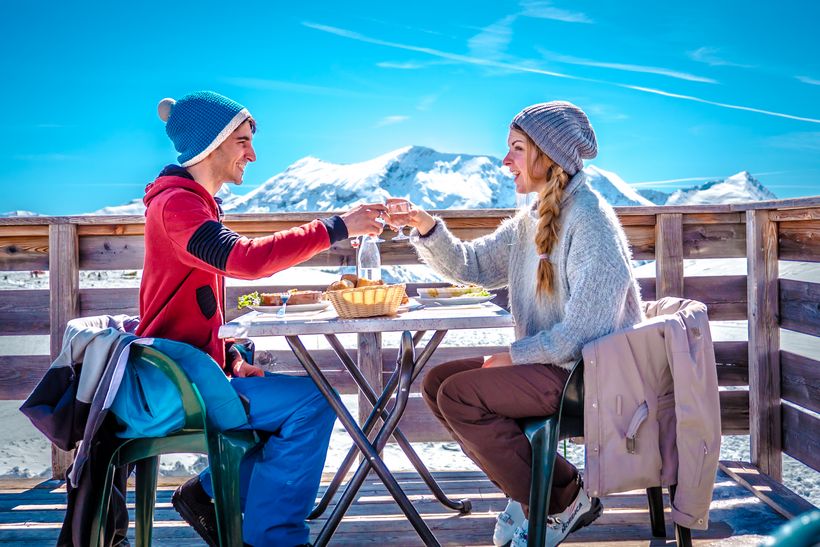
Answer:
[{"xmin": 581, "ymin": 297, "xmax": 721, "ymax": 530}]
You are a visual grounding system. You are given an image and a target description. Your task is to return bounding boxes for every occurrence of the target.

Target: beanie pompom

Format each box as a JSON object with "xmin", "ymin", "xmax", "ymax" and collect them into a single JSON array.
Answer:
[{"xmin": 157, "ymin": 98, "xmax": 176, "ymax": 122}]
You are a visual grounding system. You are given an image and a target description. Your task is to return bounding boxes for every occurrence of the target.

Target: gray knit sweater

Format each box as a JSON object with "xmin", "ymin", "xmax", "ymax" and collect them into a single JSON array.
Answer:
[{"xmin": 410, "ymin": 172, "xmax": 644, "ymax": 370}]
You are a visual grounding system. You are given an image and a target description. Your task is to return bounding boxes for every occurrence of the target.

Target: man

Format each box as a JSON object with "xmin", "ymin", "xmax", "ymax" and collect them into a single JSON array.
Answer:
[{"xmin": 138, "ymin": 90, "xmax": 385, "ymax": 546}]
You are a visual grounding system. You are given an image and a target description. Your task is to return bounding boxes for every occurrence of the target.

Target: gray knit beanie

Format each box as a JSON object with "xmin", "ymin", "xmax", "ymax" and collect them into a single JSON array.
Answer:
[{"xmin": 511, "ymin": 101, "xmax": 597, "ymax": 175}]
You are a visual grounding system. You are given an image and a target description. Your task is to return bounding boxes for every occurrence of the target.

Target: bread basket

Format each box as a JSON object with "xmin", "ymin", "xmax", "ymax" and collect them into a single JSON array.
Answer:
[{"xmin": 326, "ymin": 284, "xmax": 406, "ymax": 319}]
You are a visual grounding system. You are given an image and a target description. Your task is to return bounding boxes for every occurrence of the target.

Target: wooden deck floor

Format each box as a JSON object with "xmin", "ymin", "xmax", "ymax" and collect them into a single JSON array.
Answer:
[{"xmin": 0, "ymin": 469, "xmax": 790, "ymax": 546}]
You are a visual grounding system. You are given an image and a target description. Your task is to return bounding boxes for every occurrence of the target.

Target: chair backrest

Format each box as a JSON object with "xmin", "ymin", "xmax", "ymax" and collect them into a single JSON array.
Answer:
[
  {"xmin": 128, "ymin": 344, "xmax": 208, "ymax": 432},
  {"xmin": 559, "ymin": 359, "xmax": 584, "ymax": 438}
]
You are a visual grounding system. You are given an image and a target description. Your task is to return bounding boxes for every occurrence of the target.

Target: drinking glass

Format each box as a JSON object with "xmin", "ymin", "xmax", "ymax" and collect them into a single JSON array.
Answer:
[{"xmin": 387, "ymin": 199, "xmax": 411, "ymax": 241}]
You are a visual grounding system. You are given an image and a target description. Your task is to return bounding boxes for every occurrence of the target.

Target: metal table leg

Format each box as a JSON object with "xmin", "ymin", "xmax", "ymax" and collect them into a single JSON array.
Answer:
[
  {"xmin": 309, "ymin": 330, "xmax": 471, "ymax": 519},
  {"xmin": 286, "ymin": 335, "xmax": 440, "ymax": 547}
]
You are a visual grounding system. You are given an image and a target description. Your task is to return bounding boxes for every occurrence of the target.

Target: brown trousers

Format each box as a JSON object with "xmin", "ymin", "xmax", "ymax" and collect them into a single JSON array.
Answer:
[{"xmin": 422, "ymin": 357, "xmax": 580, "ymax": 516}]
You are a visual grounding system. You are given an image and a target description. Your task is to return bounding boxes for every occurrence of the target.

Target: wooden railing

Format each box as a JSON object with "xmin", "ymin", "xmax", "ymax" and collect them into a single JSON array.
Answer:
[{"xmin": 1, "ymin": 197, "xmax": 818, "ymax": 484}]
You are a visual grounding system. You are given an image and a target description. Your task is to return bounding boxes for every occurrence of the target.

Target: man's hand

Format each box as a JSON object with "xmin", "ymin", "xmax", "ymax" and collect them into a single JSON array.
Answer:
[
  {"xmin": 482, "ymin": 352, "xmax": 514, "ymax": 368},
  {"xmin": 233, "ymin": 357, "xmax": 265, "ymax": 377},
  {"xmin": 383, "ymin": 198, "xmax": 436, "ymax": 236},
  {"xmin": 340, "ymin": 203, "xmax": 388, "ymax": 237}
]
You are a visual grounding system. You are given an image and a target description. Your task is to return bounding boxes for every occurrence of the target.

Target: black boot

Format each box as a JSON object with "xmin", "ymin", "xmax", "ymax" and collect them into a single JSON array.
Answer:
[{"xmin": 172, "ymin": 476, "xmax": 218, "ymax": 546}]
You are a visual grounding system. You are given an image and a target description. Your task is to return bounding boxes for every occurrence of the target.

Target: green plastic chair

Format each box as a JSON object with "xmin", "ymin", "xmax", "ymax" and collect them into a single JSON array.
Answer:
[
  {"xmin": 521, "ymin": 359, "xmax": 692, "ymax": 547},
  {"xmin": 90, "ymin": 344, "xmax": 259, "ymax": 547},
  {"xmin": 763, "ymin": 509, "xmax": 820, "ymax": 547}
]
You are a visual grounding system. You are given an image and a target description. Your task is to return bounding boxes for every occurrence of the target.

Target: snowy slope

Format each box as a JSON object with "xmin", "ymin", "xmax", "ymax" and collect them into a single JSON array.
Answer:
[
  {"xmin": 87, "ymin": 146, "xmax": 777, "ymax": 215},
  {"xmin": 584, "ymin": 165, "xmax": 653, "ymax": 206},
  {"xmin": 665, "ymin": 171, "xmax": 776, "ymax": 205},
  {"xmin": 224, "ymin": 146, "xmax": 516, "ymax": 213}
]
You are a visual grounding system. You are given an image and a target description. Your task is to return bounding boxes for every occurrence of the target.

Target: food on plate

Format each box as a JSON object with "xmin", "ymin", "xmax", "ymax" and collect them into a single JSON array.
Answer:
[
  {"xmin": 259, "ymin": 290, "xmax": 322, "ymax": 306},
  {"xmin": 237, "ymin": 291, "xmax": 261, "ymax": 309},
  {"xmin": 417, "ymin": 285, "xmax": 491, "ymax": 299}
]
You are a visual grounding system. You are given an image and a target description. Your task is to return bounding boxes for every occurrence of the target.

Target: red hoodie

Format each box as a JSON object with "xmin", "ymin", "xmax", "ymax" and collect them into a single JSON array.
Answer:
[{"xmin": 137, "ymin": 172, "xmax": 340, "ymax": 369}]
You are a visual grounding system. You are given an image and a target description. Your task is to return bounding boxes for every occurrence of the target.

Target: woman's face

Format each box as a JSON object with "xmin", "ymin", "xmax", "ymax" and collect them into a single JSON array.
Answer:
[{"xmin": 503, "ymin": 128, "xmax": 546, "ymax": 194}]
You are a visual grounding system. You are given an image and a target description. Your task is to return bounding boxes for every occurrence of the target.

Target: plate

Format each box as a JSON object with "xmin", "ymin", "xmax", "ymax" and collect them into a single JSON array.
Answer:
[
  {"xmin": 416, "ymin": 294, "xmax": 496, "ymax": 306},
  {"xmin": 250, "ymin": 301, "xmax": 330, "ymax": 314},
  {"xmin": 416, "ymin": 286, "xmax": 485, "ymax": 299}
]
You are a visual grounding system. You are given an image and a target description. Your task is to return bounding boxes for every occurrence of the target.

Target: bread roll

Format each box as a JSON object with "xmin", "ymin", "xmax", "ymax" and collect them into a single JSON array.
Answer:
[
  {"xmin": 356, "ymin": 277, "xmax": 385, "ymax": 287},
  {"xmin": 327, "ymin": 279, "xmax": 355, "ymax": 292}
]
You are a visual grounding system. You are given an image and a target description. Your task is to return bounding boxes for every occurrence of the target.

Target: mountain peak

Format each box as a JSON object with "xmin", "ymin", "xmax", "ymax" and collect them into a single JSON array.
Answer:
[{"xmin": 666, "ymin": 171, "xmax": 776, "ymax": 206}]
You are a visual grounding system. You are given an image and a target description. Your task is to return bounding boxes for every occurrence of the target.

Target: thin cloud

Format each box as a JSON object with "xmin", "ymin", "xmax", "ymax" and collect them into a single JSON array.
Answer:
[
  {"xmin": 766, "ymin": 132, "xmax": 820, "ymax": 152},
  {"xmin": 417, "ymin": 92, "xmax": 443, "ymax": 111},
  {"xmin": 620, "ymin": 84, "xmax": 820, "ymax": 124},
  {"xmin": 539, "ymin": 48, "xmax": 717, "ymax": 84},
  {"xmin": 519, "ymin": 0, "xmax": 593, "ymax": 23},
  {"xmin": 224, "ymin": 77, "xmax": 375, "ymax": 99},
  {"xmin": 303, "ymin": 22, "xmax": 820, "ymax": 125},
  {"xmin": 688, "ymin": 47, "xmax": 753, "ymax": 68},
  {"xmin": 377, "ymin": 61, "xmax": 428, "ymax": 70},
  {"xmin": 468, "ymin": 15, "xmax": 517, "ymax": 60},
  {"xmin": 796, "ymin": 75, "xmax": 820, "ymax": 86},
  {"xmin": 376, "ymin": 115, "xmax": 409, "ymax": 127},
  {"xmin": 631, "ymin": 176, "xmax": 724, "ymax": 187}
]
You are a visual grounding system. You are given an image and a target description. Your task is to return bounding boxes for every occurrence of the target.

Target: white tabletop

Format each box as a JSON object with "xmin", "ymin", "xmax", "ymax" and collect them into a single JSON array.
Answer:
[{"xmin": 218, "ymin": 302, "xmax": 514, "ymax": 338}]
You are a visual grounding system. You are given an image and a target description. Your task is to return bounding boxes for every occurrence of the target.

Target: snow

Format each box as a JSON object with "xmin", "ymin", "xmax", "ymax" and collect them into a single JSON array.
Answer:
[
  {"xmin": 665, "ymin": 171, "xmax": 777, "ymax": 205},
  {"xmin": 77, "ymin": 145, "xmax": 781, "ymax": 216}
]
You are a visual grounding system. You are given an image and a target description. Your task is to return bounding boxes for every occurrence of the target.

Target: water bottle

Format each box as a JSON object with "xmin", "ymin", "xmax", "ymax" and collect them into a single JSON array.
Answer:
[{"xmin": 357, "ymin": 235, "xmax": 382, "ymax": 281}]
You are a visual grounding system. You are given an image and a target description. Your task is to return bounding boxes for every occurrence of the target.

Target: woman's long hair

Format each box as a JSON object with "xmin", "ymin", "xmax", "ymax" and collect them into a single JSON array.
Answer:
[{"xmin": 512, "ymin": 123, "xmax": 571, "ymax": 296}]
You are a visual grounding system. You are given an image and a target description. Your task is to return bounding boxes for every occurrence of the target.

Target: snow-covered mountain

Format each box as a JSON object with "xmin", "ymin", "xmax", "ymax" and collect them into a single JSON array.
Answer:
[
  {"xmin": 1, "ymin": 210, "xmax": 40, "ymax": 217},
  {"xmin": 584, "ymin": 165, "xmax": 652, "ymax": 206},
  {"xmin": 86, "ymin": 146, "xmax": 779, "ymax": 215},
  {"xmin": 665, "ymin": 171, "xmax": 776, "ymax": 205},
  {"xmin": 224, "ymin": 146, "xmax": 515, "ymax": 213}
]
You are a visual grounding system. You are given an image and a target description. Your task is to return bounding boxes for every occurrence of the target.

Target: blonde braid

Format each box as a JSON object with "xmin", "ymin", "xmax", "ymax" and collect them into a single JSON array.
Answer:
[{"xmin": 534, "ymin": 159, "xmax": 570, "ymax": 296}]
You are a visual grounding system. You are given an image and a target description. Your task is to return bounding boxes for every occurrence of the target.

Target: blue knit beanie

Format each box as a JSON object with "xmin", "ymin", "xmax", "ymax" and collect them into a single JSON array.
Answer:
[
  {"xmin": 157, "ymin": 91, "xmax": 252, "ymax": 167},
  {"xmin": 511, "ymin": 101, "xmax": 597, "ymax": 176}
]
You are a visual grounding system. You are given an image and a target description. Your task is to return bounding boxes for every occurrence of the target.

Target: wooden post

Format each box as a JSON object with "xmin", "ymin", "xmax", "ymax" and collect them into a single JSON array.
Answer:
[
  {"xmin": 746, "ymin": 209, "xmax": 781, "ymax": 480},
  {"xmin": 656, "ymin": 213, "xmax": 684, "ymax": 297},
  {"xmin": 49, "ymin": 222, "xmax": 80, "ymax": 479},
  {"xmin": 357, "ymin": 332, "xmax": 383, "ymax": 432}
]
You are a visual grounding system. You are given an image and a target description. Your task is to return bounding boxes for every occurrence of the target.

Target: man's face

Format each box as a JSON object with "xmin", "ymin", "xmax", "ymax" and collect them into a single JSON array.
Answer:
[{"xmin": 210, "ymin": 120, "xmax": 256, "ymax": 185}]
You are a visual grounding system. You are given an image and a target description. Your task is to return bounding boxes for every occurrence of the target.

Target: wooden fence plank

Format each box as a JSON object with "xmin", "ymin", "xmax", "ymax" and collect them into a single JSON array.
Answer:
[
  {"xmin": 780, "ymin": 351, "xmax": 820, "ymax": 415},
  {"xmin": 682, "ymin": 223, "xmax": 747, "ymax": 258},
  {"xmin": 779, "ymin": 279, "xmax": 820, "ymax": 337},
  {"xmin": 79, "ymin": 287, "xmax": 140, "ymax": 317},
  {"xmin": 0, "ymin": 236, "xmax": 49, "ymax": 271},
  {"xmin": 357, "ymin": 332, "xmax": 382, "ymax": 426},
  {"xmin": 656, "ymin": 213, "xmax": 684, "ymax": 297},
  {"xmin": 78, "ymin": 235, "xmax": 145, "ymax": 270},
  {"xmin": 782, "ymin": 404, "xmax": 820, "ymax": 473},
  {"xmin": 48, "ymin": 224, "xmax": 80, "ymax": 480},
  {"xmin": 746, "ymin": 209, "xmax": 782, "ymax": 480},
  {"xmin": 720, "ymin": 390, "xmax": 750, "ymax": 435},
  {"xmin": 0, "ymin": 355, "xmax": 50, "ymax": 400},
  {"xmin": 778, "ymin": 220, "xmax": 820, "ymax": 262},
  {"xmin": 769, "ymin": 208, "xmax": 820, "ymax": 222},
  {"xmin": 636, "ymin": 278, "xmax": 656, "ymax": 302},
  {"xmin": 684, "ymin": 275, "xmax": 747, "ymax": 320},
  {"xmin": 714, "ymin": 341, "xmax": 749, "ymax": 386},
  {"xmin": 623, "ymin": 225, "xmax": 655, "ymax": 259},
  {"xmin": 0, "ymin": 289, "xmax": 50, "ymax": 335}
]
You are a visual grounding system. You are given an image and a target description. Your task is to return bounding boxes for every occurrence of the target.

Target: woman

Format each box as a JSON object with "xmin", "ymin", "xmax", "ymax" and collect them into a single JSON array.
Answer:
[{"xmin": 389, "ymin": 101, "xmax": 643, "ymax": 546}]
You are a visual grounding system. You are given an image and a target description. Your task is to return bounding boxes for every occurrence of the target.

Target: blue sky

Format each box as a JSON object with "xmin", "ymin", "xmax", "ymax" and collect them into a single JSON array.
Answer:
[{"xmin": 1, "ymin": 0, "xmax": 818, "ymax": 215}]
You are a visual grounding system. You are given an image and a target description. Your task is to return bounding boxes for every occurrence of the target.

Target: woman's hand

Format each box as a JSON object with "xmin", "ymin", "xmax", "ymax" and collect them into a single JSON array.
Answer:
[
  {"xmin": 233, "ymin": 357, "xmax": 265, "ymax": 377},
  {"xmin": 482, "ymin": 352, "xmax": 514, "ymax": 368},
  {"xmin": 340, "ymin": 203, "xmax": 388, "ymax": 237},
  {"xmin": 384, "ymin": 198, "xmax": 437, "ymax": 236}
]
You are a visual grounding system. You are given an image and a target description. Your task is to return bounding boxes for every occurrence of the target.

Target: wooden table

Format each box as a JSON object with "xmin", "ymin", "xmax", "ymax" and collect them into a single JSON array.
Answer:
[{"xmin": 219, "ymin": 302, "xmax": 514, "ymax": 547}]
